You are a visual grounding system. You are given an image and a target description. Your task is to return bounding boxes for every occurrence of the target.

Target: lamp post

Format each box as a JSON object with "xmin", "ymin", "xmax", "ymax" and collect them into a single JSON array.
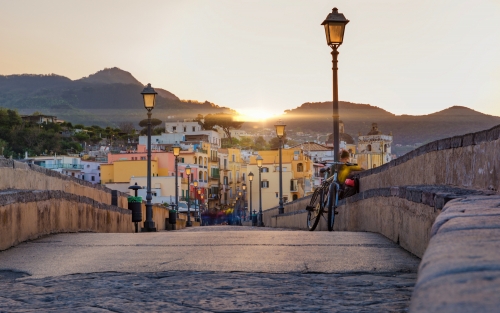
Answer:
[
  {"xmin": 256, "ymin": 155, "xmax": 264, "ymax": 227},
  {"xmin": 193, "ymin": 180, "xmax": 198, "ymax": 222},
  {"xmin": 172, "ymin": 143, "xmax": 181, "ymax": 213},
  {"xmin": 242, "ymin": 183, "xmax": 247, "ymax": 220},
  {"xmin": 197, "ymin": 188, "xmax": 202, "ymax": 221},
  {"xmin": 248, "ymin": 172, "xmax": 254, "ymax": 222},
  {"xmin": 185, "ymin": 165, "xmax": 192, "ymax": 227},
  {"xmin": 322, "ymin": 7, "xmax": 349, "ymax": 163},
  {"xmin": 275, "ymin": 120, "xmax": 286, "ymax": 214},
  {"xmin": 141, "ymin": 83, "xmax": 157, "ymax": 232}
]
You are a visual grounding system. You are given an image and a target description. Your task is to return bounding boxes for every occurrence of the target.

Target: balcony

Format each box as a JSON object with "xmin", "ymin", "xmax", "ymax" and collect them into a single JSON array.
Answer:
[{"xmin": 35, "ymin": 163, "xmax": 84, "ymax": 170}]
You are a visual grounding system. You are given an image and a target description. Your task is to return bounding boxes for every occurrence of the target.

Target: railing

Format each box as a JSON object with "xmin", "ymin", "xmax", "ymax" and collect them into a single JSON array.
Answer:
[
  {"xmin": 210, "ymin": 174, "xmax": 220, "ymax": 180},
  {"xmin": 210, "ymin": 157, "xmax": 219, "ymax": 162},
  {"xmin": 36, "ymin": 163, "xmax": 84, "ymax": 170}
]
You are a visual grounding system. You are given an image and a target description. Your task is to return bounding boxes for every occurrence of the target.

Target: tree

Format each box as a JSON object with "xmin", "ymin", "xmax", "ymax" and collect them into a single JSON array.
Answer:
[
  {"xmin": 201, "ymin": 113, "xmax": 244, "ymax": 143},
  {"xmin": 118, "ymin": 121, "xmax": 136, "ymax": 134},
  {"xmin": 269, "ymin": 132, "xmax": 288, "ymax": 149},
  {"xmin": 239, "ymin": 137, "xmax": 253, "ymax": 149},
  {"xmin": 254, "ymin": 136, "xmax": 268, "ymax": 150},
  {"xmin": 139, "ymin": 118, "xmax": 163, "ymax": 128}
]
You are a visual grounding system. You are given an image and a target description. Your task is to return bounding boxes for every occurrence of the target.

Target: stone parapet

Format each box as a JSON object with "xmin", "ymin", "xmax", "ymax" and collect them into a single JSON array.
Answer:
[
  {"xmin": 358, "ymin": 124, "xmax": 500, "ymax": 193},
  {"xmin": 409, "ymin": 195, "xmax": 500, "ymax": 313}
]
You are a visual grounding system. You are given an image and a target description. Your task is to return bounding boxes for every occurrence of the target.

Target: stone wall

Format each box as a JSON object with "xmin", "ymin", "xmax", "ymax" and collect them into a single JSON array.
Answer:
[
  {"xmin": 264, "ymin": 185, "xmax": 490, "ymax": 257},
  {"xmin": 358, "ymin": 124, "xmax": 500, "ymax": 193},
  {"xmin": 0, "ymin": 159, "xmax": 188, "ymax": 250},
  {"xmin": 0, "ymin": 189, "xmax": 132, "ymax": 251}
]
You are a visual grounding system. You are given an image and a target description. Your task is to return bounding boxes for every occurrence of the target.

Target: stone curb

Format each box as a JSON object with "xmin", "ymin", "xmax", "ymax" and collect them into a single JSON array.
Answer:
[
  {"xmin": 269, "ymin": 185, "xmax": 491, "ymax": 217},
  {"xmin": 358, "ymin": 124, "xmax": 500, "ymax": 179},
  {"xmin": 0, "ymin": 189, "xmax": 131, "ymax": 215}
]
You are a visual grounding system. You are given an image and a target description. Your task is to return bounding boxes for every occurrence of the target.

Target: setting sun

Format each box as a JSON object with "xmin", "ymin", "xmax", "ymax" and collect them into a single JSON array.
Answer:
[{"xmin": 234, "ymin": 108, "xmax": 280, "ymax": 122}]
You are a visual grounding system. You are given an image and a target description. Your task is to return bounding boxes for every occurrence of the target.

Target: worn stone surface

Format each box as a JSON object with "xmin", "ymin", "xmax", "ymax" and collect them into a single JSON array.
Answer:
[
  {"xmin": 0, "ymin": 270, "xmax": 416, "ymax": 313},
  {"xmin": 410, "ymin": 195, "xmax": 500, "ymax": 313},
  {"xmin": 0, "ymin": 226, "xmax": 419, "ymax": 312}
]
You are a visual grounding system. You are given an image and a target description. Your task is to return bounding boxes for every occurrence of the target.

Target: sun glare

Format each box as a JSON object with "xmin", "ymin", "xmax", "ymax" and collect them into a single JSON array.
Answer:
[{"xmin": 234, "ymin": 109, "xmax": 279, "ymax": 122}]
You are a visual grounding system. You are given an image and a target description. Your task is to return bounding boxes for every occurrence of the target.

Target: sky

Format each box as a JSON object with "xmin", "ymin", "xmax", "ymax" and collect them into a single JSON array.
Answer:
[{"xmin": 1, "ymin": 0, "xmax": 500, "ymax": 120}]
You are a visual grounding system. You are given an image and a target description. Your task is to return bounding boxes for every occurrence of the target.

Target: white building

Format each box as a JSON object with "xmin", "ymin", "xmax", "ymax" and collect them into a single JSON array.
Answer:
[
  {"xmin": 81, "ymin": 160, "xmax": 103, "ymax": 184},
  {"xmin": 28, "ymin": 155, "xmax": 84, "ymax": 178},
  {"xmin": 130, "ymin": 176, "xmax": 181, "ymax": 205}
]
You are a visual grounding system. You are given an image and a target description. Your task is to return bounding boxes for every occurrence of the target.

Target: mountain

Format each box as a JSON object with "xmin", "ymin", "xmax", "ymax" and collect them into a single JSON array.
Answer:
[
  {"xmin": 77, "ymin": 67, "xmax": 143, "ymax": 86},
  {"xmin": 1, "ymin": 68, "xmax": 499, "ymax": 149},
  {"xmin": 268, "ymin": 102, "xmax": 500, "ymax": 148},
  {"xmin": 0, "ymin": 68, "xmax": 227, "ymax": 126}
]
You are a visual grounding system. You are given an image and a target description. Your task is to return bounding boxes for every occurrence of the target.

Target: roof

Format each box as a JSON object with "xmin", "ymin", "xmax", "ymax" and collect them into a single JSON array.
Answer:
[{"xmin": 289, "ymin": 142, "xmax": 332, "ymax": 151}]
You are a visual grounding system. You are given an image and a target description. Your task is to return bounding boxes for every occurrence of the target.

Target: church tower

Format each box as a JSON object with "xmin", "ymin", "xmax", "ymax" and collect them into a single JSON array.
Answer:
[{"xmin": 356, "ymin": 123, "xmax": 392, "ymax": 169}]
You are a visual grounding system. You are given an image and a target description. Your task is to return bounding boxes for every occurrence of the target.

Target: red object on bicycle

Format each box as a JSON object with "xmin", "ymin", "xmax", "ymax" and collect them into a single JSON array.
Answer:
[{"xmin": 345, "ymin": 178, "xmax": 355, "ymax": 187}]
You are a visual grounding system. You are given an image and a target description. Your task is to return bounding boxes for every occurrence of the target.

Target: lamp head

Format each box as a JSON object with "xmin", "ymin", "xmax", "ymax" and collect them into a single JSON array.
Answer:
[
  {"xmin": 141, "ymin": 83, "xmax": 157, "ymax": 111},
  {"xmin": 172, "ymin": 143, "xmax": 181, "ymax": 157},
  {"xmin": 193, "ymin": 180, "xmax": 198, "ymax": 187},
  {"xmin": 185, "ymin": 165, "xmax": 191, "ymax": 175},
  {"xmin": 274, "ymin": 120, "xmax": 286, "ymax": 139},
  {"xmin": 256, "ymin": 155, "xmax": 263, "ymax": 168},
  {"xmin": 248, "ymin": 172, "xmax": 254, "ymax": 181},
  {"xmin": 321, "ymin": 7, "xmax": 349, "ymax": 47}
]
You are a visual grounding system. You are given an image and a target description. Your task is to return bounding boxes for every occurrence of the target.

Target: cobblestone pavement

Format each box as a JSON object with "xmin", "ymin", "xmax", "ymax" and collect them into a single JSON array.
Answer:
[
  {"xmin": 0, "ymin": 226, "xmax": 420, "ymax": 312},
  {"xmin": 0, "ymin": 270, "xmax": 416, "ymax": 313}
]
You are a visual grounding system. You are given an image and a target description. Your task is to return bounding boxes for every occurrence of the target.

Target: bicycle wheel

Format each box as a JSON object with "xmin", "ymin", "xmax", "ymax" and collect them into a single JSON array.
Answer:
[
  {"xmin": 327, "ymin": 184, "xmax": 337, "ymax": 231},
  {"xmin": 306, "ymin": 187, "xmax": 325, "ymax": 231}
]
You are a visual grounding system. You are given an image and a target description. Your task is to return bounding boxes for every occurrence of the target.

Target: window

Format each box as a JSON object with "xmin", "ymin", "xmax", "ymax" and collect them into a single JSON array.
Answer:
[
  {"xmin": 141, "ymin": 156, "xmax": 146, "ymax": 160},
  {"xmin": 224, "ymin": 176, "xmax": 228, "ymax": 185},
  {"xmin": 261, "ymin": 181, "xmax": 269, "ymax": 188},
  {"xmin": 192, "ymin": 126, "xmax": 195, "ymax": 131},
  {"xmin": 261, "ymin": 167, "xmax": 269, "ymax": 173},
  {"xmin": 367, "ymin": 144, "xmax": 372, "ymax": 152},
  {"xmin": 184, "ymin": 127, "xmax": 186, "ymax": 132},
  {"xmin": 173, "ymin": 126, "xmax": 176, "ymax": 132},
  {"xmin": 242, "ymin": 173, "xmax": 245, "ymax": 181},
  {"xmin": 232, "ymin": 154, "xmax": 235, "ymax": 162},
  {"xmin": 297, "ymin": 163, "xmax": 303, "ymax": 172},
  {"xmin": 86, "ymin": 165, "xmax": 90, "ymax": 168},
  {"xmin": 91, "ymin": 176, "xmax": 95, "ymax": 181}
]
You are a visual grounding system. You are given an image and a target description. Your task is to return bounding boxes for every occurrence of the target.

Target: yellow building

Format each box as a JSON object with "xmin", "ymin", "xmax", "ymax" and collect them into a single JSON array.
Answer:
[
  {"xmin": 101, "ymin": 160, "xmax": 159, "ymax": 184},
  {"xmin": 247, "ymin": 148, "xmax": 313, "ymax": 212}
]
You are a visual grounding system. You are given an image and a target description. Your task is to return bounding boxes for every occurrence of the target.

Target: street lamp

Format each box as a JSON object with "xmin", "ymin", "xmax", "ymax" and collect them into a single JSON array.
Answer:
[
  {"xmin": 242, "ymin": 183, "xmax": 247, "ymax": 220},
  {"xmin": 172, "ymin": 143, "xmax": 181, "ymax": 213},
  {"xmin": 248, "ymin": 172, "xmax": 254, "ymax": 222},
  {"xmin": 193, "ymin": 180, "xmax": 198, "ymax": 221},
  {"xmin": 275, "ymin": 120, "xmax": 286, "ymax": 214},
  {"xmin": 141, "ymin": 83, "xmax": 157, "ymax": 232},
  {"xmin": 322, "ymin": 7, "xmax": 349, "ymax": 162},
  {"xmin": 256, "ymin": 155, "xmax": 264, "ymax": 227},
  {"xmin": 197, "ymin": 188, "xmax": 202, "ymax": 222},
  {"xmin": 185, "ymin": 165, "xmax": 192, "ymax": 227}
]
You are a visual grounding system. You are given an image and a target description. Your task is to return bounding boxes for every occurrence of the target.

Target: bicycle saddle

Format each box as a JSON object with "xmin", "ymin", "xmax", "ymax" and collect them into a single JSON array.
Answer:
[{"xmin": 319, "ymin": 167, "xmax": 330, "ymax": 173}]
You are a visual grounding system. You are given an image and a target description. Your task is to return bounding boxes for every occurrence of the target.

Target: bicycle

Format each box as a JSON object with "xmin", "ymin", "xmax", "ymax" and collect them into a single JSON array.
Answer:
[{"xmin": 306, "ymin": 161, "xmax": 357, "ymax": 231}]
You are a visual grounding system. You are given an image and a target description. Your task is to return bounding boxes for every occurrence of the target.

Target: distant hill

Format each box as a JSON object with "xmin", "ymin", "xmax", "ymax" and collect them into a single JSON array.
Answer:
[
  {"xmin": 266, "ymin": 102, "xmax": 500, "ymax": 147},
  {"xmin": 0, "ymin": 68, "xmax": 229, "ymax": 126},
  {"xmin": 77, "ymin": 67, "xmax": 143, "ymax": 86},
  {"xmin": 1, "ymin": 68, "xmax": 499, "ymax": 149}
]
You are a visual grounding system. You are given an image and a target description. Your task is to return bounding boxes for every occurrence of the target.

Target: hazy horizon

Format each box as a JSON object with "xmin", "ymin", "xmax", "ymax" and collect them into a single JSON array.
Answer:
[{"xmin": 1, "ymin": 0, "xmax": 499, "ymax": 119}]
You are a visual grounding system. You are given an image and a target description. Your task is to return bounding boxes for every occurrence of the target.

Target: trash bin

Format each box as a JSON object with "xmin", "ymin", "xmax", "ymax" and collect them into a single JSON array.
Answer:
[
  {"xmin": 128, "ymin": 196, "xmax": 142, "ymax": 233},
  {"xmin": 169, "ymin": 209, "xmax": 177, "ymax": 225},
  {"xmin": 252, "ymin": 214, "xmax": 257, "ymax": 226}
]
